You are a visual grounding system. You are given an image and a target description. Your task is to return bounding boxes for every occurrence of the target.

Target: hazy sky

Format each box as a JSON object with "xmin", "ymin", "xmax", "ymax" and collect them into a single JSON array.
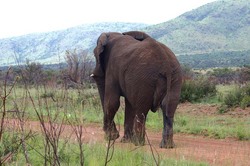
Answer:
[{"xmin": 0, "ymin": 0, "xmax": 216, "ymax": 39}]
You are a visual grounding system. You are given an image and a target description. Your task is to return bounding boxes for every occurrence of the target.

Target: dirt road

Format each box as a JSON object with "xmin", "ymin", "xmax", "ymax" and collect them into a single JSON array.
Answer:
[{"xmin": 5, "ymin": 119, "xmax": 250, "ymax": 166}]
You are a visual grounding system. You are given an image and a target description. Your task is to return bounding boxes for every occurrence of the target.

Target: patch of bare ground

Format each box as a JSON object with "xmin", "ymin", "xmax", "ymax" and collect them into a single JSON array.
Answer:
[
  {"xmin": 177, "ymin": 103, "xmax": 250, "ymax": 117},
  {"xmin": 147, "ymin": 132, "xmax": 250, "ymax": 166},
  {"xmin": 4, "ymin": 117, "xmax": 250, "ymax": 166}
]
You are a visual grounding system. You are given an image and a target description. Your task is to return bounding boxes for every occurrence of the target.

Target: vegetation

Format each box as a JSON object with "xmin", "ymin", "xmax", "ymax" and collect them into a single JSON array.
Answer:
[
  {"xmin": 174, "ymin": 112, "xmax": 250, "ymax": 140},
  {"xmin": 0, "ymin": 49, "xmax": 249, "ymax": 165},
  {"xmin": 146, "ymin": 0, "xmax": 250, "ymax": 54},
  {"xmin": 180, "ymin": 76, "xmax": 216, "ymax": 103},
  {"xmin": 177, "ymin": 50, "xmax": 250, "ymax": 69},
  {"xmin": 180, "ymin": 64, "xmax": 250, "ymax": 103},
  {"xmin": 0, "ymin": 82, "xmax": 249, "ymax": 165},
  {"xmin": 0, "ymin": 1, "xmax": 249, "ymax": 164},
  {"xmin": 0, "ymin": 132, "xmax": 208, "ymax": 166},
  {"xmin": 221, "ymin": 83, "xmax": 250, "ymax": 109},
  {"xmin": 0, "ymin": 22, "xmax": 148, "ymax": 66},
  {"xmin": 0, "ymin": 66, "xmax": 211, "ymax": 165}
]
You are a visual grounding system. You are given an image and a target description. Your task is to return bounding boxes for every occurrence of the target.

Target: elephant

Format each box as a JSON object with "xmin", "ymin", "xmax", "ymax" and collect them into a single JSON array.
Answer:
[{"xmin": 91, "ymin": 31, "xmax": 182, "ymax": 148}]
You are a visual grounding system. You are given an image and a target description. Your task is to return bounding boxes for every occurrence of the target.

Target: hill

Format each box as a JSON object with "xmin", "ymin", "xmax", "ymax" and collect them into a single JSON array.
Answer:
[
  {"xmin": 0, "ymin": 22, "xmax": 147, "ymax": 66},
  {"xmin": 0, "ymin": 0, "xmax": 249, "ymax": 68},
  {"xmin": 177, "ymin": 50, "xmax": 250, "ymax": 69},
  {"xmin": 146, "ymin": 0, "xmax": 250, "ymax": 55}
]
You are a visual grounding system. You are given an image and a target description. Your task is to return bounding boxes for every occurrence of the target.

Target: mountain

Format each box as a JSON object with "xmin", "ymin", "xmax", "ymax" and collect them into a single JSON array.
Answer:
[
  {"xmin": 0, "ymin": 22, "xmax": 148, "ymax": 66},
  {"xmin": 0, "ymin": 0, "xmax": 249, "ymax": 67},
  {"xmin": 145, "ymin": 0, "xmax": 250, "ymax": 55}
]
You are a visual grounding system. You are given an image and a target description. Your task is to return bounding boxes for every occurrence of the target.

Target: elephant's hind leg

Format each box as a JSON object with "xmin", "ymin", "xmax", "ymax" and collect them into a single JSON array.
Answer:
[
  {"xmin": 160, "ymin": 84, "xmax": 181, "ymax": 148},
  {"xmin": 160, "ymin": 108, "xmax": 175, "ymax": 148}
]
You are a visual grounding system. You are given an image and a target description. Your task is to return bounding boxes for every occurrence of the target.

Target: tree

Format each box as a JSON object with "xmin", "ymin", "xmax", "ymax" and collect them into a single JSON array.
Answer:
[
  {"xmin": 65, "ymin": 49, "xmax": 93, "ymax": 86},
  {"xmin": 181, "ymin": 64, "xmax": 194, "ymax": 80},
  {"xmin": 21, "ymin": 60, "xmax": 44, "ymax": 86}
]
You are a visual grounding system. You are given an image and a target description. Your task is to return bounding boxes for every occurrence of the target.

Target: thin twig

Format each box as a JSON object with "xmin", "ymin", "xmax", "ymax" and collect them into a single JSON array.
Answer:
[
  {"xmin": 104, "ymin": 136, "xmax": 116, "ymax": 166},
  {"xmin": 145, "ymin": 131, "xmax": 160, "ymax": 166}
]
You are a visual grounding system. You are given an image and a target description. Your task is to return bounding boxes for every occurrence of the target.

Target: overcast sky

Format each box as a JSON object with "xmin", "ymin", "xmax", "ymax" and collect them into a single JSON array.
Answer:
[{"xmin": 0, "ymin": 0, "xmax": 216, "ymax": 39}]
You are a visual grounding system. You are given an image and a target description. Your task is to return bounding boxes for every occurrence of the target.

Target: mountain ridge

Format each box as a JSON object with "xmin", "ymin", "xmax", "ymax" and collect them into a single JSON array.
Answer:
[
  {"xmin": 0, "ymin": 0, "xmax": 249, "ymax": 67},
  {"xmin": 0, "ymin": 22, "xmax": 148, "ymax": 66},
  {"xmin": 145, "ymin": 0, "xmax": 250, "ymax": 54}
]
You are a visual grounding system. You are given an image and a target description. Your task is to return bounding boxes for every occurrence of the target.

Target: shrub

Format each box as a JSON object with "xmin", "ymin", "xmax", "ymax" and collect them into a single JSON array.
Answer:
[
  {"xmin": 222, "ymin": 83, "xmax": 250, "ymax": 109},
  {"xmin": 223, "ymin": 88, "xmax": 243, "ymax": 107},
  {"xmin": 240, "ymin": 96, "xmax": 250, "ymax": 109},
  {"xmin": 180, "ymin": 77, "xmax": 216, "ymax": 103},
  {"xmin": 244, "ymin": 83, "xmax": 250, "ymax": 95}
]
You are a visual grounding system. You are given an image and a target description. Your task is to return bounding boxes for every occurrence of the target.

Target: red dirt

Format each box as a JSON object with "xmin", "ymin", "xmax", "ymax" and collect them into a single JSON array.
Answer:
[
  {"xmin": 177, "ymin": 102, "xmax": 250, "ymax": 117},
  {"xmin": 4, "ymin": 117, "xmax": 250, "ymax": 166}
]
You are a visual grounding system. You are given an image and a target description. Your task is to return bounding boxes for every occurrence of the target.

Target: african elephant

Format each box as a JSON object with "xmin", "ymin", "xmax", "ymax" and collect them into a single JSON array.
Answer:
[{"xmin": 91, "ymin": 31, "xmax": 182, "ymax": 148}]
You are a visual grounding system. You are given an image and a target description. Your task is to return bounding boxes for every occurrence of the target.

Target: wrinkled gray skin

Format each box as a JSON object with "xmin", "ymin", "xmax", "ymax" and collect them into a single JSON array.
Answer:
[{"xmin": 91, "ymin": 31, "xmax": 182, "ymax": 148}]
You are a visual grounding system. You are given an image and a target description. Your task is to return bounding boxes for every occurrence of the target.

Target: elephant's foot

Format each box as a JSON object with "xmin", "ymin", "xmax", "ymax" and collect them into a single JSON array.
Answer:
[
  {"xmin": 121, "ymin": 135, "xmax": 145, "ymax": 146},
  {"xmin": 104, "ymin": 130, "xmax": 119, "ymax": 141},
  {"xmin": 103, "ymin": 121, "xmax": 120, "ymax": 141},
  {"xmin": 121, "ymin": 135, "xmax": 133, "ymax": 143},
  {"xmin": 159, "ymin": 139, "xmax": 175, "ymax": 148},
  {"xmin": 121, "ymin": 136, "xmax": 131, "ymax": 143},
  {"xmin": 132, "ymin": 134, "xmax": 145, "ymax": 146}
]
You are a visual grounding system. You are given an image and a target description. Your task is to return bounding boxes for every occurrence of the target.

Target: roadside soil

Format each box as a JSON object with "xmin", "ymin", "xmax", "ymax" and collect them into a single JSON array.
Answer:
[{"xmin": 3, "ymin": 104, "xmax": 250, "ymax": 166}]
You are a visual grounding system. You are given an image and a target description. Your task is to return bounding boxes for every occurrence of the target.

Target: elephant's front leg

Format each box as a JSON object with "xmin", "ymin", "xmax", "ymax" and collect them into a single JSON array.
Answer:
[
  {"xmin": 121, "ymin": 99, "xmax": 135, "ymax": 143},
  {"xmin": 103, "ymin": 94, "xmax": 120, "ymax": 141},
  {"xmin": 132, "ymin": 112, "xmax": 148, "ymax": 146}
]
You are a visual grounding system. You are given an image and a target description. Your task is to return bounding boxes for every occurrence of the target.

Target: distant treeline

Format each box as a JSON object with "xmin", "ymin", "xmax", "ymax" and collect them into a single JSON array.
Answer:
[
  {"xmin": 0, "ymin": 50, "xmax": 249, "ymax": 72},
  {"xmin": 177, "ymin": 50, "xmax": 250, "ymax": 69}
]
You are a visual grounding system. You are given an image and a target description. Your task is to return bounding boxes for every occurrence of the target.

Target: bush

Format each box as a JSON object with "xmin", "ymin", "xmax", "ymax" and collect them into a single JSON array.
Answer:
[
  {"xmin": 240, "ymin": 96, "xmax": 250, "ymax": 109},
  {"xmin": 223, "ymin": 88, "xmax": 243, "ymax": 107},
  {"xmin": 222, "ymin": 83, "xmax": 250, "ymax": 109},
  {"xmin": 244, "ymin": 83, "xmax": 250, "ymax": 95},
  {"xmin": 180, "ymin": 76, "xmax": 216, "ymax": 103}
]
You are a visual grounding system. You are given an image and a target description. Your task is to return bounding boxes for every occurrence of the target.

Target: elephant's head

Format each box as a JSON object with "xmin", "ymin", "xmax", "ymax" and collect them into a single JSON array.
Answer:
[
  {"xmin": 91, "ymin": 31, "xmax": 151, "ymax": 79},
  {"xmin": 92, "ymin": 33, "xmax": 109, "ymax": 78}
]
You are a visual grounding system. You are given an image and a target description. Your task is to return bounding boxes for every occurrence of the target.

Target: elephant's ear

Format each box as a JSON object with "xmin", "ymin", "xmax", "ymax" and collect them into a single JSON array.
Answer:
[
  {"xmin": 92, "ymin": 33, "xmax": 109, "ymax": 77},
  {"xmin": 122, "ymin": 31, "xmax": 150, "ymax": 41}
]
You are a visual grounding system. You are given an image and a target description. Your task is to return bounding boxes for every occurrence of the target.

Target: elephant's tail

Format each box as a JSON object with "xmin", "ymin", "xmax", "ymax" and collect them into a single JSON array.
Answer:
[{"xmin": 151, "ymin": 73, "xmax": 171, "ymax": 112}]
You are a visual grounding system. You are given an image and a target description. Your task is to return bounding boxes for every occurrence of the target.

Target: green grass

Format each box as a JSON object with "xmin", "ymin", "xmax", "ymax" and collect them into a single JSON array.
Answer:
[
  {"xmin": 84, "ymin": 143, "xmax": 208, "ymax": 166},
  {"xmin": 1, "ymin": 84, "xmax": 249, "ymax": 165},
  {"xmin": 174, "ymin": 114, "xmax": 250, "ymax": 140},
  {"xmin": 192, "ymin": 84, "xmax": 244, "ymax": 105},
  {"xmin": 216, "ymin": 83, "xmax": 250, "ymax": 109},
  {"xmin": 3, "ymin": 85, "xmax": 250, "ymax": 140},
  {"xmin": 216, "ymin": 84, "xmax": 239, "ymax": 94},
  {"xmin": 87, "ymin": 107, "xmax": 250, "ymax": 141},
  {"xmin": 3, "ymin": 132, "xmax": 208, "ymax": 166}
]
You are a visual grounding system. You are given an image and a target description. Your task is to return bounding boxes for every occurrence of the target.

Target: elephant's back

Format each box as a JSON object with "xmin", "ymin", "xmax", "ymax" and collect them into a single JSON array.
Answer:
[{"xmin": 120, "ymin": 41, "xmax": 168, "ymax": 104}]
